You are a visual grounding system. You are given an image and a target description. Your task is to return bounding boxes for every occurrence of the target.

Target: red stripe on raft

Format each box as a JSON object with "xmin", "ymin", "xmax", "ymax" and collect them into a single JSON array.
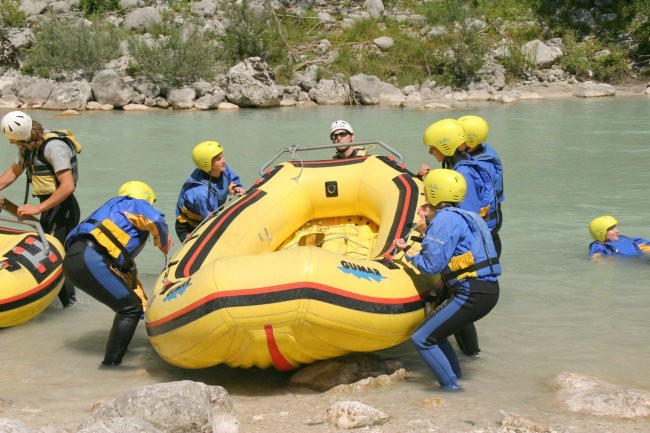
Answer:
[
  {"xmin": 146, "ymin": 281, "xmax": 422, "ymax": 327},
  {"xmin": 182, "ymin": 190, "xmax": 262, "ymax": 277},
  {"xmin": 264, "ymin": 324, "xmax": 295, "ymax": 371},
  {"xmin": 0, "ymin": 266, "xmax": 62, "ymax": 305}
]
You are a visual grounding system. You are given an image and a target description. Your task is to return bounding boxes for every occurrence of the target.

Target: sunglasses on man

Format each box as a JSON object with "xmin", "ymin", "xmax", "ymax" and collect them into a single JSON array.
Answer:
[{"xmin": 330, "ymin": 130, "xmax": 351, "ymax": 141}]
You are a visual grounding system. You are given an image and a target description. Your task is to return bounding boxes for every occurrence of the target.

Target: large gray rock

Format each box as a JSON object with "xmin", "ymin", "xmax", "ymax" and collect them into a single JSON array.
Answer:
[
  {"xmin": 0, "ymin": 418, "xmax": 38, "ymax": 433},
  {"xmin": 325, "ymin": 401, "xmax": 388, "ymax": 429},
  {"xmin": 521, "ymin": 39, "xmax": 563, "ymax": 67},
  {"xmin": 78, "ymin": 380, "xmax": 239, "ymax": 433},
  {"xmin": 573, "ymin": 81, "xmax": 616, "ymax": 97},
  {"xmin": 349, "ymin": 74, "xmax": 404, "ymax": 106},
  {"xmin": 289, "ymin": 354, "xmax": 404, "ymax": 392},
  {"xmin": 225, "ymin": 57, "xmax": 280, "ymax": 107},
  {"xmin": 76, "ymin": 416, "xmax": 163, "ymax": 433},
  {"xmin": 308, "ymin": 79, "xmax": 350, "ymax": 105},
  {"xmin": 91, "ymin": 69, "xmax": 135, "ymax": 107},
  {"xmin": 123, "ymin": 7, "xmax": 163, "ymax": 32},
  {"xmin": 552, "ymin": 371, "xmax": 650, "ymax": 418},
  {"xmin": 16, "ymin": 76, "xmax": 54, "ymax": 108},
  {"xmin": 168, "ymin": 87, "xmax": 197, "ymax": 109},
  {"xmin": 43, "ymin": 80, "xmax": 92, "ymax": 110}
]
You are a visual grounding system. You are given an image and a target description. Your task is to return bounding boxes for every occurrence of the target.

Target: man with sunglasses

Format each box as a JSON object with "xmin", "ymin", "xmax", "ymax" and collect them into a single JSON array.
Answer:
[{"xmin": 330, "ymin": 120, "xmax": 366, "ymax": 159}]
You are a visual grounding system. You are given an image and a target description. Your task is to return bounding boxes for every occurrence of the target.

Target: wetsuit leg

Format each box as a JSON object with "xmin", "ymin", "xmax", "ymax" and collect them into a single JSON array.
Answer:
[
  {"xmin": 413, "ymin": 283, "xmax": 499, "ymax": 389},
  {"xmin": 175, "ymin": 220, "xmax": 193, "ymax": 242},
  {"xmin": 412, "ymin": 296, "xmax": 467, "ymax": 390},
  {"xmin": 41, "ymin": 194, "xmax": 80, "ymax": 307},
  {"xmin": 454, "ymin": 279, "xmax": 500, "ymax": 356},
  {"xmin": 63, "ymin": 241, "xmax": 144, "ymax": 365},
  {"xmin": 454, "ymin": 324, "xmax": 481, "ymax": 357},
  {"xmin": 102, "ymin": 301, "xmax": 141, "ymax": 365}
]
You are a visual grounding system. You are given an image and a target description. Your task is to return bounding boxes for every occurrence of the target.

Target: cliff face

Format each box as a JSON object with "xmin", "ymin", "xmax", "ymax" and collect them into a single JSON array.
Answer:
[{"xmin": 0, "ymin": 0, "xmax": 647, "ymax": 111}]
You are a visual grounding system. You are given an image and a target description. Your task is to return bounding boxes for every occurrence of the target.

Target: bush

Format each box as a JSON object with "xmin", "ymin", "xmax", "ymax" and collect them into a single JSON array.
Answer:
[
  {"xmin": 79, "ymin": 0, "xmax": 120, "ymax": 17},
  {"xmin": 22, "ymin": 18, "xmax": 121, "ymax": 78},
  {"xmin": 0, "ymin": 0, "xmax": 26, "ymax": 28},
  {"xmin": 218, "ymin": 0, "xmax": 287, "ymax": 68},
  {"xmin": 127, "ymin": 21, "xmax": 222, "ymax": 86}
]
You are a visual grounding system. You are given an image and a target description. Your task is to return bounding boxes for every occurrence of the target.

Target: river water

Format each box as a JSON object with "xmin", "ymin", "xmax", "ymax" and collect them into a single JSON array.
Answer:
[{"xmin": 1, "ymin": 97, "xmax": 650, "ymax": 432}]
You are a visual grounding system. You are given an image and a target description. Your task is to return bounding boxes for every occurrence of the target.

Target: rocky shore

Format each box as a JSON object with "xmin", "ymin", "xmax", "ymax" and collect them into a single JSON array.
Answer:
[
  {"xmin": 2, "ymin": 356, "xmax": 650, "ymax": 433},
  {"xmin": 2, "ymin": 1, "xmax": 649, "ymax": 113}
]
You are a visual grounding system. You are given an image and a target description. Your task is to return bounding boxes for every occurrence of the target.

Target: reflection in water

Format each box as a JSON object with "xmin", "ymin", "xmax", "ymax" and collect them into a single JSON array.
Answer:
[{"xmin": 1, "ymin": 98, "xmax": 650, "ymax": 432}]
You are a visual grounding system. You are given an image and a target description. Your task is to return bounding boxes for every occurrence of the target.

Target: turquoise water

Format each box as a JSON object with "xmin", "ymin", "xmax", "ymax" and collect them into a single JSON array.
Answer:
[{"xmin": 1, "ymin": 98, "xmax": 650, "ymax": 432}]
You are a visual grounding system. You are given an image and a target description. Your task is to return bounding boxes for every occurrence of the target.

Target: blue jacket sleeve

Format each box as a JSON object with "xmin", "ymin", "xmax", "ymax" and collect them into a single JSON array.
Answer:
[{"xmin": 409, "ymin": 211, "xmax": 462, "ymax": 275}]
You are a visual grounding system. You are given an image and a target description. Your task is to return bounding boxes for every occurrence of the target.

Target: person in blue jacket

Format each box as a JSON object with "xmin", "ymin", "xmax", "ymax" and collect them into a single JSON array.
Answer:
[
  {"xmin": 588, "ymin": 215, "xmax": 650, "ymax": 259},
  {"xmin": 175, "ymin": 140, "xmax": 245, "ymax": 241},
  {"xmin": 417, "ymin": 118, "xmax": 500, "ymax": 358},
  {"xmin": 63, "ymin": 181, "xmax": 171, "ymax": 366},
  {"xmin": 458, "ymin": 115, "xmax": 504, "ymax": 257},
  {"xmin": 394, "ymin": 169, "xmax": 500, "ymax": 391}
]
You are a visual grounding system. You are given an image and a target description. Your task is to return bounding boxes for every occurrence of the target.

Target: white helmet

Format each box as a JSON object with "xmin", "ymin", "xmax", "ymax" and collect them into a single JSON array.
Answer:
[
  {"xmin": 1, "ymin": 111, "xmax": 33, "ymax": 141},
  {"xmin": 329, "ymin": 120, "xmax": 354, "ymax": 135}
]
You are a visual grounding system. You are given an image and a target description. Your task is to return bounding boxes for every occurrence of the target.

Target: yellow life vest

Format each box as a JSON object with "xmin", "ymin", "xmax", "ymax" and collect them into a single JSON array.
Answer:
[{"xmin": 26, "ymin": 130, "xmax": 82, "ymax": 196}]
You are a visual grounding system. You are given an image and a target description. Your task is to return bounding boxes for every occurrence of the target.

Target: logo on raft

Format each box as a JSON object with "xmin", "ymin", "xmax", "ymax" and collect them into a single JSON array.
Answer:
[
  {"xmin": 338, "ymin": 260, "xmax": 386, "ymax": 282},
  {"xmin": 162, "ymin": 278, "xmax": 192, "ymax": 301}
]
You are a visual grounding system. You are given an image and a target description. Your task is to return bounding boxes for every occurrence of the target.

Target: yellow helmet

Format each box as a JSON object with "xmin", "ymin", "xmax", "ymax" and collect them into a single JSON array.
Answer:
[
  {"xmin": 458, "ymin": 115, "xmax": 489, "ymax": 148},
  {"xmin": 117, "ymin": 181, "xmax": 156, "ymax": 204},
  {"xmin": 589, "ymin": 215, "xmax": 617, "ymax": 243},
  {"xmin": 192, "ymin": 140, "xmax": 224, "ymax": 173},
  {"xmin": 423, "ymin": 119, "xmax": 466, "ymax": 156},
  {"xmin": 423, "ymin": 168, "xmax": 467, "ymax": 206}
]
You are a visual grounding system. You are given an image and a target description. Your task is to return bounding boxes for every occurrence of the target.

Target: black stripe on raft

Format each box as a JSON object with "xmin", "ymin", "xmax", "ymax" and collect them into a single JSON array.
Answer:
[{"xmin": 146, "ymin": 283, "xmax": 425, "ymax": 337}]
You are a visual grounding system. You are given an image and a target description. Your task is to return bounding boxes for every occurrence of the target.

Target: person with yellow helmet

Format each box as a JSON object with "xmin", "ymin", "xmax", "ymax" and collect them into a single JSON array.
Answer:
[
  {"xmin": 588, "ymin": 215, "xmax": 650, "ymax": 259},
  {"xmin": 419, "ymin": 118, "xmax": 501, "ymax": 254},
  {"xmin": 329, "ymin": 120, "xmax": 367, "ymax": 159},
  {"xmin": 0, "ymin": 110, "xmax": 82, "ymax": 307},
  {"xmin": 394, "ymin": 169, "xmax": 500, "ymax": 391},
  {"xmin": 418, "ymin": 118, "xmax": 500, "ymax": 359},
  {"xmin": 63, "ymin": 181, "xmax": 171, "ymax": 366},
  {"xmin": 175, "ymin": 140, "xmax": 245, "ymax": 241},
  {"xmin": 457, "ymin": 114, "xmax": 504, "ymax": 253}
]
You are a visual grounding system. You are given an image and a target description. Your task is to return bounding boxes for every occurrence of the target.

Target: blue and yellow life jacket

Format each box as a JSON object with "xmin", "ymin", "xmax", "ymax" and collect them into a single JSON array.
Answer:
[{"xmin": 439, "ymin": 207, "xmax": 501, "ymax": 288}]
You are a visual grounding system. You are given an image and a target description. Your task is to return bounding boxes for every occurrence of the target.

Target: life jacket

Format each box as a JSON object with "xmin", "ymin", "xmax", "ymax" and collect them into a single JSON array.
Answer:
[
  {"xmin": 175, "ymin": 168, "xmax": 239, "ymax": 227},
  {"xmin": 333, "ymin": 146, "xmax": 367, "ymax": 159},
  {"xmin": 471, "ymin": 143, "xmax": 504, "ymax": 203},
  {"xmin": 439, "ymin": 207, "xmax": 500, "ymax": 288},
  {"xmin": 590, "ymin": 236, "xmax": 650, "ymax": 257},
  {"xmin": 24, "ymin": 130, "xmax": 82, "ymax": 197},
  {"xmin": 453, "ymin": 156, "xmax": 499, "ymax": 230},
  {"xmin": 66, "ymin": 196, "xmax": 157, "ymax": 271}
]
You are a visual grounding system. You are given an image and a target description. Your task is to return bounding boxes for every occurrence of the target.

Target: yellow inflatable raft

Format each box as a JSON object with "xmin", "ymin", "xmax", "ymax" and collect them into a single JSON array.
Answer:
[
  {"xmin": 0, "ymin": 216, "xmax": 64, "ymax": 328},
  {"xmin": 146, "ymin": 146, "xmax": 435, "ymax": 370}
]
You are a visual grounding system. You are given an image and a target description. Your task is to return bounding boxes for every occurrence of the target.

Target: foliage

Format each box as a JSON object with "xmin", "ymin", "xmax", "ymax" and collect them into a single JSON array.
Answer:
[
  {"xmin": 419, "ymin": 0, "xmax": 491, "ymax": 87},
  {"xmin": 217, "ymin": 0, "xmax": 287, "ymax": 68},
  {"xmin": 0, "ymin": 0, "xmax": 26, "ymax": 28},
  {"xmin": 559, "ymin": 33, "xmax": 630, "ymax": 83},
  {"xmin": 79, "ymin": 0, "xmax": 120, "ymax": 17},
  {"xmin": 22, "ymin": 18, "xmax": 121, "ymax": 78},
  {"xmin": 127, "ymin": 21, "xmax": 221, "ymax": 86}
]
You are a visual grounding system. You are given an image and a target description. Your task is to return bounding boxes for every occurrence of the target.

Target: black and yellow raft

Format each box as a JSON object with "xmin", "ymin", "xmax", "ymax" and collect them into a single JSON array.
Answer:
[{"xmin": 146, "ymin": 144, "xmax": 435, "ymax": 370}]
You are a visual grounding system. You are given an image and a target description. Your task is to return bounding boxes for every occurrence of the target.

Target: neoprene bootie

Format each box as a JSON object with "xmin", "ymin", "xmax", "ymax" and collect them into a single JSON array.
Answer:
[{"xmin": 102, "ymin": 314, "xmax": 139, "ymax": 366}]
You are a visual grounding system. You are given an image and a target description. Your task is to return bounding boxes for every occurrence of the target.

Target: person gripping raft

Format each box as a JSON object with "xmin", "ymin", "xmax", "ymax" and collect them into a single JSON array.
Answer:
[
  {"xmin": 63, "ymin": 181, "xmax": 171, "ymax": 366},
  {"xmin": 175, "ymin": 140, "xmax": 245, "ymax": 241}
]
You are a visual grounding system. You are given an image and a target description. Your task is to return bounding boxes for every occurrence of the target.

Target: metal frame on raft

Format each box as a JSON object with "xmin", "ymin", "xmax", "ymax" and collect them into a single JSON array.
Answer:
[
  {"xmin": 258, "ymin": 140, "xmax": 404, "ymax": 176},
  {"xmin": 0, "ymin": 215, "xmax": 51, "ymax": 253}
]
